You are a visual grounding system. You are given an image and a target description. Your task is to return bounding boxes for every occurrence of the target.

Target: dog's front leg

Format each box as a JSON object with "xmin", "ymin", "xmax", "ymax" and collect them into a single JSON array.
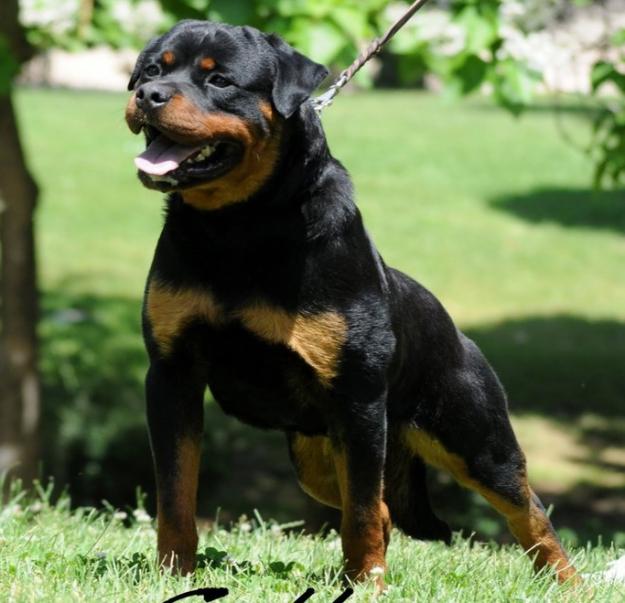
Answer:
[
  {"xmin": 332, "ymin": 392, "xmax": 390, "ymax": 592},
  {"xmin": 146, "ymin": 361, "xmax": 205, "ymax": 574}
]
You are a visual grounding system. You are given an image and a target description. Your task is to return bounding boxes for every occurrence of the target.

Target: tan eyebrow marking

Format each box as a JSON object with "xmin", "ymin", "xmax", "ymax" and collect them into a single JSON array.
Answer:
[
  {"xmin": 200, "ymin": 57, "xmax": 216, "ymax": 70},
  {"xmin": 162, "ymin": 51, "xmax": 175, "ymax": 65}
]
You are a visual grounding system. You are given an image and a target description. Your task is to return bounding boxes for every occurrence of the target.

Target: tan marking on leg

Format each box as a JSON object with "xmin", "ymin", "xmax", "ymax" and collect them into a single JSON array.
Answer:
[
  {"xmin": 158, "ymin": 437, "xmax": 200, "ymax": 574},
  {"xmin": 334, "ymin": 449, "xmax": 388, "ymax": 591},
  {"xmin": 507, "ymin": 490, "xmax": 579, "ymax": 583},
  {"xmin": 146, "ymin": 281, "xmax": 223, "ymax": 356},
  {"xmin": 290, "ymin": 434, "xmax": 341, "ymax": 508},
  {"xmin": 237, "ymin": 305, "xmax": 347, "ymax": 387},
  {"xmin": 405, "ymin": 428, "xmax": 578, "ymax": 583},
  {"xmin": 381, "ymin": 500, "xmax": 391, "ymax": 554}
]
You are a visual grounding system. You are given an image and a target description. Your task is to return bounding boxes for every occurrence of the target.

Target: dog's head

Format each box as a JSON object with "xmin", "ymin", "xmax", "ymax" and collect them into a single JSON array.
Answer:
[{"xmin": 126, "ymin": 21, "xmax": 328, "ymax": 210}]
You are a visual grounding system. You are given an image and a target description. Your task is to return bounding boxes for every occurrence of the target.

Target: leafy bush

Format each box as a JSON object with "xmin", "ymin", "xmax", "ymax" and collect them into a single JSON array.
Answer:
[{"xmin": 591, "ymin": 28, "xmax": 625, "ymax": 188}]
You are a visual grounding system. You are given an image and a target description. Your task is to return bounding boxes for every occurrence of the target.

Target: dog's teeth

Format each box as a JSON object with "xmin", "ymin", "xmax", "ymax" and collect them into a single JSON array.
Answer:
[
  {"xmin": 182, "ymin": 145, "xmax": 214, "ymax": 165},
  {"xmin": 150, "ymin": 175, "xmax": 178, "ymax": 185}
]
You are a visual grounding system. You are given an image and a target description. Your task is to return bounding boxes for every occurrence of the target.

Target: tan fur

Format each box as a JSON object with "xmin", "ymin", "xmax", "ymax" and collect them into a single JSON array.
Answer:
[
  {"xmin": 199, "ymin": 57, "xmax": 216, "ymax": 70},
  {"xmin": 140, "ymin": 94, "xmax": 281, "ymax": 210},
  {"xmin": 259, "ymin": 100, "xmax": 274, "ymax": 122},
  {"xmin": 176, "ymin": 100, "xmax": 282, "ymax": 211},
  {"xmin": 124, "ymin": 92, "xmax": 143, "ymax": 134},
  {"xmin": 157, "ymin": 437, "xmax": 200, "ymax": 574},
  {"xmin": 405, "ymin": 428, "xmax": 578, "ymax": 583},
  {"xmin": 146, "ymin": 282, "xmax": 347, "ymax": 386},
  {"xmin": 236, "ymin": 304, "xmax": 347, "ymax": 387},
  {"xmin": 162, "ymin": 51, "xmax": 175, "ymax": 66},
  {"xmin": 290, "ymin": 434, "xmax": 341, "ymax": 508},
  {"xmin": 146, "ymin": 281, "xmax": 223, "ymax": 356},
  {"xmin": 333, "ymin": 448, "xmax": 389, "ymax": 591},
  {"xmin": 126, "ymin": 91, "xmax": 282, "ymax": 209}
]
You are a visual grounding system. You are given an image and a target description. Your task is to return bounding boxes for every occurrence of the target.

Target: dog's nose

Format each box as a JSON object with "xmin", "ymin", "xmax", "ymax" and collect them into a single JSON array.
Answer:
[{"xmin": 135, "ymin": 82, "xmax": 174, "ymax": 111}]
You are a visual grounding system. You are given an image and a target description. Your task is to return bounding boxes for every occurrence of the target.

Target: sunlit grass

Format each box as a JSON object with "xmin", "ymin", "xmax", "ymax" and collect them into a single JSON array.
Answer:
[{"xmin": 1, "ymin": 483, "xmax": 623, "ymax": 602}]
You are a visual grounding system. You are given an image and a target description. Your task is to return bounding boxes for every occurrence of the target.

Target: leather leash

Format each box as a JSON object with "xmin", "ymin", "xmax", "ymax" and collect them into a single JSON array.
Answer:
[{"xmin": 310, "ymin": 0, "xmax": 432, "ymax": 114}]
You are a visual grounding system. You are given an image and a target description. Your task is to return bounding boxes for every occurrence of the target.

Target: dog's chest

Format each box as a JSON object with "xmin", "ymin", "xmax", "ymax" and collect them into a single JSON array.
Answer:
[{"xmin": 145, "ymin": 281, "xmax": 346, "ymax": 429}]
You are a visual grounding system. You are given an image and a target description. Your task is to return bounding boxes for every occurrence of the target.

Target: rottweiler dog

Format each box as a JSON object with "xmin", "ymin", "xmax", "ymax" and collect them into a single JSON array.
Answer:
[{"xmin": 125, "ymin": 20, "xmax": 577, "ymax": 590}]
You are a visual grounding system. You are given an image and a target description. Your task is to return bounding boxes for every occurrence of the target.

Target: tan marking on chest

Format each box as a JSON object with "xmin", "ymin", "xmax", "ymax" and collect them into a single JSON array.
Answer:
[
  {"xmin": 146, "ymin": 282, "xmax": 223, "ymax": 355},
  {"xmin": 237, "ymin": 305, "xmax": 348, "ymax": 387}
]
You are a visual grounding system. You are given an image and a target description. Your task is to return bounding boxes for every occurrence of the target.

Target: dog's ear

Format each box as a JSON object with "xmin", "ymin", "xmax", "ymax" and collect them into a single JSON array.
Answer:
[
  {"xmin": 127, "ymin": 36, "xmax": 161, "ymax": 91},
  {"xmin": 263, "ymin": 33, "xmax": 329, "ymax": 119}
]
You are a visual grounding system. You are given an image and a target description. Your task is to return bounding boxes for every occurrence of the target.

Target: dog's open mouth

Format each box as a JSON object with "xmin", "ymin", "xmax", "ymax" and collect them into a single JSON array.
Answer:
[{"xmin": 135, "ymin": 125, "xmax": 244, "ymax": 189}]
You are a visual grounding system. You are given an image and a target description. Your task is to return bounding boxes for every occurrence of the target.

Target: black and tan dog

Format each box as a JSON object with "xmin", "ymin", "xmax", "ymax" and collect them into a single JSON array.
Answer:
[{"xmin": 125, "ymin": 20, "xmax": 577, "ymax": 590}]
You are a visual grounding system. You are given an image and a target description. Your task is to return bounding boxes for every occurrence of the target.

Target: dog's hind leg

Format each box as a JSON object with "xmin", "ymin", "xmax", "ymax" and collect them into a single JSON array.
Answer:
[
  {"xmin": 406, "ymin": 337, "xmax": 579, "ymax": 584},
  {"xmin": 408, "ymin": 424, "xmax": 578, "ymax": 583},
  {"xmin": 384, "ymin": 435, "xmax": 452, "ymax": 544}
]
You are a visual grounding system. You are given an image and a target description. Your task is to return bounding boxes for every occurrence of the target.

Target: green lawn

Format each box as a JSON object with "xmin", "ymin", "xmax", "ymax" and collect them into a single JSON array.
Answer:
[
  {"xmin": 5, "ymin": 88, "xmax": 625, "ymax": 599},
  {"xmin": 1, "ymin": 485, "xmax": 623, "ymax": 602}
]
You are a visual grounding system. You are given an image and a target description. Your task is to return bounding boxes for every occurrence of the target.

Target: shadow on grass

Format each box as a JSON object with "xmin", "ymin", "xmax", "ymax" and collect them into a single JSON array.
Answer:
[
  {"xmin": 490, "ymin": 187, "xmax": 625, "ymax": 235},
  {"xmin": 40, "ymin": 287, "xmax": 625, "ymax": 543},
  {"xmin": 466, "ymin": 315, "xmax": 625, "ymax": 419}
]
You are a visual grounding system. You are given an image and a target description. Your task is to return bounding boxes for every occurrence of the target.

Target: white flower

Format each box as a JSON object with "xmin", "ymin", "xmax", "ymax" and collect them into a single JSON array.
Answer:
[
  {"xmin": 28, "ymin": 501, "xmax": 44, "ymax": 514},
  {"xmin": 133, "ymin": 509, "xmax": 151, "ymax": 523},
  {"xmin": 239, "ymin": 521, "xmax": 252, "ymax": 533}
]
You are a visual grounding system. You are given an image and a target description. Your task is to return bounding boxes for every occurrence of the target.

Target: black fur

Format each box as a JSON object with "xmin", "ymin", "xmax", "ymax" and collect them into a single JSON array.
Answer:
[{"xmin": 127, "ymin": 20, "xmax": 572, "ymax": 581}]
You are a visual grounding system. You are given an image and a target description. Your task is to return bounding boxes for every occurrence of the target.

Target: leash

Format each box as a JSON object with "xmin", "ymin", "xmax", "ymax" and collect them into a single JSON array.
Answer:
[{"xmin": 310, "ymin": 0, "xmax": 432, "ymax": 114}]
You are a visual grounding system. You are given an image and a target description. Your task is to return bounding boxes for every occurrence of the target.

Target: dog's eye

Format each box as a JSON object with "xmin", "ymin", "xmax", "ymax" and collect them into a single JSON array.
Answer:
[
  {"xmin": 144, "ymin": 64, "xmax": 161, "ymax": 77},
  {"xmin": 207, "ymin": 74, "xmax": 232, "ymax": 88}
]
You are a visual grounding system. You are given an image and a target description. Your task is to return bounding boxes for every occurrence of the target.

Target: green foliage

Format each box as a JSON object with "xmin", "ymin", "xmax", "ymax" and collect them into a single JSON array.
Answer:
[
  {"xmin": 158, "ymin": 0, "xmax": 385, "ymax": 67},
  {"xmin": 19, "ymin": 0, "xmax": 539, "ymax": 114},
  {"xmin": 590, "ymin": 38, "xmax": 625, "ymax": 188},
  {"xmin": 390, "ymin": 0, "xmax": 539, "ymax": 114},
  {"xmin": 23, "ymin": 0, "xmax": 167, "ymax": 50},
  {"xmin": 490, "ymin": 57, "xmax": 540, "ymax": 115}
]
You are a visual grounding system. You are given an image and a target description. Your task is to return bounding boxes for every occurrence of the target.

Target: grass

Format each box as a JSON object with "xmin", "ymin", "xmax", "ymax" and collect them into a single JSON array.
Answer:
[
  {"xmin": 1, "ymin": 484, "xmax": 624, "ymax": 602},
  {"xmin": 5, "ymin": 87, "xmax": 625, "ymax": 598}
]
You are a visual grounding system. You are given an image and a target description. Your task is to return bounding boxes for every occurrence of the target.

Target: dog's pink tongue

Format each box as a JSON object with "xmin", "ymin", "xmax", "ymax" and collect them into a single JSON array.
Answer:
[{"xmin": 134, "ymin": 134, "xmax": 203, "ymax": 176}]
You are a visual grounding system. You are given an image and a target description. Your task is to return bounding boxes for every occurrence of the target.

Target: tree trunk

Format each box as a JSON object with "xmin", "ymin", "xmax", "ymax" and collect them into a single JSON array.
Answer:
[{"xmin": 0, "ymin": 0, "xmax": 41, "ymax": 485}]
